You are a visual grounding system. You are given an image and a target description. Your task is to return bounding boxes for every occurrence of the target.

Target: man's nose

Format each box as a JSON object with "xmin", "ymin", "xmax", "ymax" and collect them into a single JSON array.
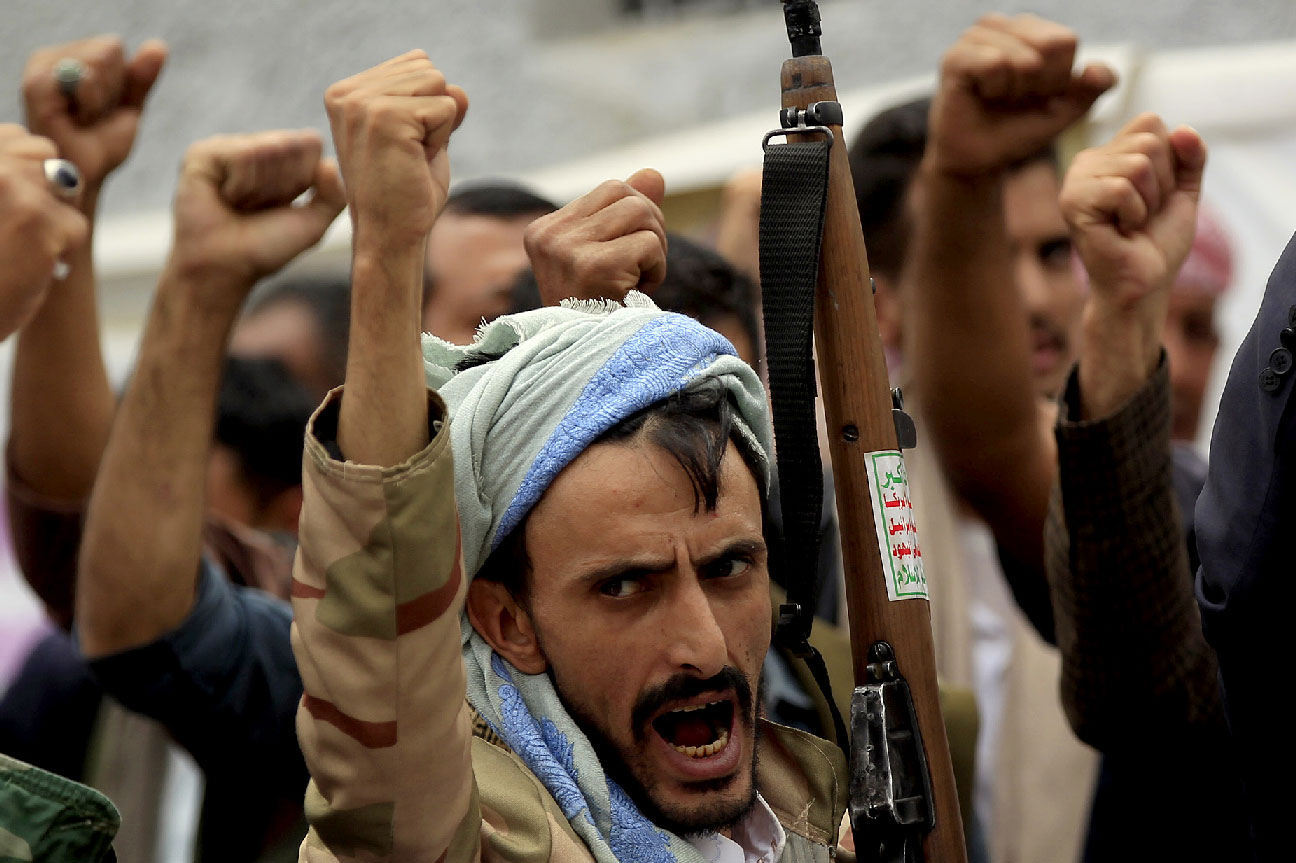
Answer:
[
  {"xmin": 1015, "ymin": 257, "xmax": 1051, "ymax": 315},
  {"xmin": 661, "ymin": 578, "xmax": 728, "ymax": 679}
]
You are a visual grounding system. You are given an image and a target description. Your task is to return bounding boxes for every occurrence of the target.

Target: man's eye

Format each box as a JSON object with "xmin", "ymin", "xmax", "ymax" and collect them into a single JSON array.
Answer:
[
  {"xmin": 598, "ymin": 577, "xmax": 645, "ymax": 598},
  {"xmin": 1040, "ymin": 238, "xmax": 1073, "ymax": 270},
  {"xmin": 1183, "ymin": 315, "xmax": 1219, "ymax": 344},
  {"xmin": 707, "ymin": 557, "xmax": 752, "ymax": 580}
]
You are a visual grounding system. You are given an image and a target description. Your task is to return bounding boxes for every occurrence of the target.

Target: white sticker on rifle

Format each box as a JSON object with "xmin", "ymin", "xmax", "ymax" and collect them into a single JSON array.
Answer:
[{"xmin": 864, "ymin": 451, "xmax": 927, "ymax": 601}]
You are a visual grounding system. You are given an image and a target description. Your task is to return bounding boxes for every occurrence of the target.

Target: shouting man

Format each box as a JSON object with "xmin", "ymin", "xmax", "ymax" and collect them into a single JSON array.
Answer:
[{"xmin": 292, "ymin": 51, "xmax": 844, "ymax": 863}]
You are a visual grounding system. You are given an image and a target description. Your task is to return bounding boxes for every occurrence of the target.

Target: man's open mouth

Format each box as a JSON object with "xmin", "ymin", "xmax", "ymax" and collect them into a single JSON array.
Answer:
[{"xmin": 651, "ymin": 699, "xmax": 735, "ymax": 759}]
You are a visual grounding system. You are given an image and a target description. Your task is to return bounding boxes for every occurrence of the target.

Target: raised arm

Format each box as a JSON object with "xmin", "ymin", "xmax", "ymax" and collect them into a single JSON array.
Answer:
[
  {"xmin": 76, "ymin": 130, "xmax": 344, "ymax": 657},
  {"xmin": 327, "ymin": 52, "xmax": 467, "ymax": 466},
  {"xmin": 905, "ymin": 14, "xmax": 1115, "ymax": 617},
  {"xmin": 1045, "ymin": 115, "xmax": 1222, "ymax": 744},
  {"xmin": 6, "ymin": 36, "xmax": 165, "ymax": 624},
  {"xmin": 293, "ymin": 53, "xmax": 479, "ymax": 863}
]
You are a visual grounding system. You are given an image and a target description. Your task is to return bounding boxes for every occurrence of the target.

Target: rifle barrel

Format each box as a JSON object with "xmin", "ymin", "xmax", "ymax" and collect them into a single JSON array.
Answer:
[{"xmin": 776, "ymin": 5, "xmax": 969, "ymax": 858}]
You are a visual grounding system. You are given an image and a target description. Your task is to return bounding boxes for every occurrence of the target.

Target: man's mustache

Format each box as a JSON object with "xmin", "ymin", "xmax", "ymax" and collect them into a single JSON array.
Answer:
[
  {"xmin": 1029, "ymin": 315, "xmax": 1067, "ymax": 349},
  {"xmin": 631, "ymin": 667, "xmax": 753, "ymax": 740}
]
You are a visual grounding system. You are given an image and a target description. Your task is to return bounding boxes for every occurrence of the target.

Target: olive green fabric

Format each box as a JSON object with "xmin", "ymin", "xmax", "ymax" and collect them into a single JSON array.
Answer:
[{"xmin": 0, "ymin": 753, "xmax": 119, "ymax": 863}]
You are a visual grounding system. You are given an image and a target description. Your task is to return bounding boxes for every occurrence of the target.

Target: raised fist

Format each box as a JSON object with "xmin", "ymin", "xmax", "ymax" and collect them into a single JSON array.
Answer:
[
  {"xmin": 929, "ymin": 14, "xmax": 1116, "ymax": 177},
  {"xmin": 524, "ymin": 169, "xmax": 668, "ymax": 306},
  {"xmin": 324, "ymin": 51, "xmax": 469, "ymax": 250},
  {"xmin": 22, "ymin": 35, "xmax": 167, "ymax": 199},
  {"xmin": 1061, "ymin": 113, "xmax": 1207, "ymax": 310},
  {"xmin": 168, "ymin": 129, "xmax": 346, "ymax": 302},
  {"xmin": 0, "ymin": 126, "xmax": 90, "ymax": 337}
]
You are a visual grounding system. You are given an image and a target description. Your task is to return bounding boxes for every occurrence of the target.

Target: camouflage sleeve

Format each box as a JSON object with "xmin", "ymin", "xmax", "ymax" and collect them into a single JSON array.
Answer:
[{"xmin": 291, "ymin": 388, "xmax": 479, "ymax": 863}]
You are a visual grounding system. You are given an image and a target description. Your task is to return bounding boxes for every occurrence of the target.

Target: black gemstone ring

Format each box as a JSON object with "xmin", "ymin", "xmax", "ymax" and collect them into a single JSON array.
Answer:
[{"xmin": 43, "ymin": 158, "xmax": 82, "ymax": 201}]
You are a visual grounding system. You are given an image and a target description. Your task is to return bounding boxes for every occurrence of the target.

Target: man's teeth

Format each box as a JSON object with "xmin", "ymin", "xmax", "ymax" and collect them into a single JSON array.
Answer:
[
  {"xmin": 674, "ymin": 700, "xmax": 722, "ymax": 713},
  {"xmin": 673, "ymin": 728, "xmax": 730, "ymax": 758}
]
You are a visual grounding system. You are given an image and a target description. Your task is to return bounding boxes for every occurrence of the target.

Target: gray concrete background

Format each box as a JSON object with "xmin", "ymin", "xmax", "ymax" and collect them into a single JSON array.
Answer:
[{"xmin": 2, "ymin": 0, "xmax": 1295, "ymax": 220}]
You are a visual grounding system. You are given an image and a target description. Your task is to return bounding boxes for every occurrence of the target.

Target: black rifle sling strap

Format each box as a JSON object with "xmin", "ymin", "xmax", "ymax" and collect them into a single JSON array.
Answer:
[{"xmin": 759, "ymin": 132, "xmax": 849, "ymax": 751}]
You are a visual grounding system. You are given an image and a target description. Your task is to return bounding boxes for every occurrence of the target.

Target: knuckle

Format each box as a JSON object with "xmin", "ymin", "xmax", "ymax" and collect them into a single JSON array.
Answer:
[
  {"xmin": 524, "ymin": 216, "xmax": 562, "ymax": 254},
  {"xmin": 522, "ymin": 218, "xmax": 548, "ymax": 250},
  {"xmin": 1106, "ymin": 175, "xmax": 1138, "ymax": 201},
  {"xmin": 324, "ymin": 82, "xmax": 353, "ymax": 111},
  {"xmin": 1134, "ymin": 111, "xmax": 1168, "ymax": 134},
  {"xmin": 1127, "ymin": 152, "xmax": 1154, "ymax": 180},
  {"xmin": 1130, "ymin": 132, "xmax": 1162, "ymax": 155},
  {"xmin": 98, "ymin": 37, "xmax": 125, "ymax": 66},
  {"xmin": 625, "ymin": 195, "xmax": 653, "ymax": 222},
  {"xmin": 181, "ymin": 138, "xmax": 218, "ymax": 169},
  {"xmin": 595, "ymin": 179, "xmax": 626, "ymax": 198}
]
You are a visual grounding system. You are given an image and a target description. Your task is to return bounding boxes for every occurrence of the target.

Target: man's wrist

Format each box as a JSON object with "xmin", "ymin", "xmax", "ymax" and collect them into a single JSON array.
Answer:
[
  {"xmin": 920, "ymin": 146, "xmax": 1010, "ymax": 186},
  {"xmin": 351, "ymin": 239, "xmax": 426, "ymax": 304},
  {"xmin": 78, "ymin": 184, "xmax": 102, "ymax": 220},
  {"xmin": 1076, "ymin": 300, "xmax": 1163, "ymax": 420},
  {"xmin": 156, "ymin": 254, "xmax": 254, "ymax": 323}
]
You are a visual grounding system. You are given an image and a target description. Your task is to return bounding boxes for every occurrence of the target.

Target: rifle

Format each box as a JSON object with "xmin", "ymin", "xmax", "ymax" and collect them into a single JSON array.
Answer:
[{"xmin": 759, "ymin": 3, "xmax": 968, "ymax": 861}]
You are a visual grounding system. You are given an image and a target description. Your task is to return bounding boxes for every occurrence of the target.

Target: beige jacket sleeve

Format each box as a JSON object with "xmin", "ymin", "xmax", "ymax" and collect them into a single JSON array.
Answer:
[{"xmin": 291, "ymin": 388, "xmax": 480, "ymax": 863}]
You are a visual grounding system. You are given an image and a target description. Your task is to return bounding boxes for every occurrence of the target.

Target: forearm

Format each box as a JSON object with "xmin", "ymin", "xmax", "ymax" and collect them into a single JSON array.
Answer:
[
  {"xmin": 905, "ymin": 164, "xmax": 1052, "ymax": 553},
  {"xmin": 76, "ymin": 261, "xmax": 241, "ymax": 657},
  {"xmin": 8, "ymin": 189, "xmax": 114, "ymax": 501},
  {"xmin": 338, "ymin": 243, "xmax": 430, "ymax": 466},
  {"xmin": 1049, "ymin": 360, "xmax": 1224, "ymax": 747}
]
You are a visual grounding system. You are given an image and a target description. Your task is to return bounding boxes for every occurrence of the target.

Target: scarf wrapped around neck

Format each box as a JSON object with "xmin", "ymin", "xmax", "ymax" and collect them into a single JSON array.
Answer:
[{"xmin": 423, "ymin": 293, "xmax": 772, "ymax": 863}]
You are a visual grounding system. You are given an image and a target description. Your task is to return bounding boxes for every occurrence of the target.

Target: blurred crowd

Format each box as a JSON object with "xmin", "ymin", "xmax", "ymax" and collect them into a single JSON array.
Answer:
[{"xmin": 0, "ymin": 11, "xmax": 1290, "ymax": 863}]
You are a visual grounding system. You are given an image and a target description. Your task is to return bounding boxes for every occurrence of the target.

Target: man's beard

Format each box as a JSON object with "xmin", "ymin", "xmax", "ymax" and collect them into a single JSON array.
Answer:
[{"xmin": 555, "ymin": 666, "xmax": 762, "ymax": 837}]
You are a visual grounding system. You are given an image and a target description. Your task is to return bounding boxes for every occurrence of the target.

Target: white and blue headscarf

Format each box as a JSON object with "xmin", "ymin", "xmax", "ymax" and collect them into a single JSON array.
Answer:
[{"xmin": 424, "ymin": 292, "xmax": 772, "ymax": 863}]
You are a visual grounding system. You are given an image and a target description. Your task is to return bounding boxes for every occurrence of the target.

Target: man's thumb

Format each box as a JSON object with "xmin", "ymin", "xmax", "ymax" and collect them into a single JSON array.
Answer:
[
  {"xmin": 1170, "ymin": 126, "xmax": 1207, "ymax": 202},
  {"xmin": 123, "ymin": 39, "xmax": 168, "ymax": 110},
  {"xmin": 626, "ymin": 168, "xmax": 666, "ymax": 206}
]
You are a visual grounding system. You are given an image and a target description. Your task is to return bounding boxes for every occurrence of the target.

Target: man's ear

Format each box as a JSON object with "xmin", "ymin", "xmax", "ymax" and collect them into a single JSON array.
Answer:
[{"xmin": 466, "ymin": 579, "xmax": 548, "ymax": 674}]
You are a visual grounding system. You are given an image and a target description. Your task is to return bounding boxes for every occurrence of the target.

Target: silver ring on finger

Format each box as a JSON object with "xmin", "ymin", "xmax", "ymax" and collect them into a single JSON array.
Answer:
[
  {"xmin": 43, "ymin": 158, "xmax": 82, "ymax": 201},
  {"xmin": 53, "ymin": 58, "xmax": 85, "ymax": 98}
]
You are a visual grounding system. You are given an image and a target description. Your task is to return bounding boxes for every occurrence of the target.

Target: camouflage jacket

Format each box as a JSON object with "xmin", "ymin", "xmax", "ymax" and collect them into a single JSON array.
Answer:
[
  {"xmin": 0, "ymin": 752, "xmax": 119, "ymax": 862},
  {"xmin": 291, "ymin": 390, "xmax": 850, "ymax": 863}
]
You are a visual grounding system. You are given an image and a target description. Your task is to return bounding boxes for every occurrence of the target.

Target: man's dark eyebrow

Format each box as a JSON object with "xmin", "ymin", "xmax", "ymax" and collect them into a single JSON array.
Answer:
[
  {"xmin": 696, "ymin": 537, "xmax": 767, "ymax": 571},
  {"xmin": 575, "ymin": 537, "xmax": 767, "ymax": 587},
  {"xmin": 577, "ymin": 557, "xmax": 675, "ymax": 587}
]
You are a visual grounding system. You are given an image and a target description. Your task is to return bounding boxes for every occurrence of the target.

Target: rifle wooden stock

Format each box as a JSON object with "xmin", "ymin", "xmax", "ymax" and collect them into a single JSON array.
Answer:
[{"xmin": 779, "ymin": 56, "xmax": 968, "ymax": 862}]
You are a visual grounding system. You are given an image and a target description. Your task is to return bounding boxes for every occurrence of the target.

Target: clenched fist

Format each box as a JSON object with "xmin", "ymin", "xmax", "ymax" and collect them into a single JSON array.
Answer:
[
  {"xmin": 929, "ymin": 14, "xmax": 1116, "ymax": 177},
  {"xmin": 325, "ymin": 51, "xmax": 469, "ymax": 251},
  {"xmin": 22, "ymin": 35, "xmax": 167, "ymax": 202},
  {"xmin": 524, "ymin": 169, "xmax": 668, "ymax": 306},
  {"xmin": 1062, "ymin": 113, "xmax": 1207, "ymax": 310},
  {"xmin": 0, "ymin": 125, "xmax": 89, "ymax": 337},
  {"xmin": 168, "ymin": 129, "xmax": 346, "ymax": 303},
  {"xmin": 1067, "ymin": 114, "xmax": 1208, "ymax": 418}
]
